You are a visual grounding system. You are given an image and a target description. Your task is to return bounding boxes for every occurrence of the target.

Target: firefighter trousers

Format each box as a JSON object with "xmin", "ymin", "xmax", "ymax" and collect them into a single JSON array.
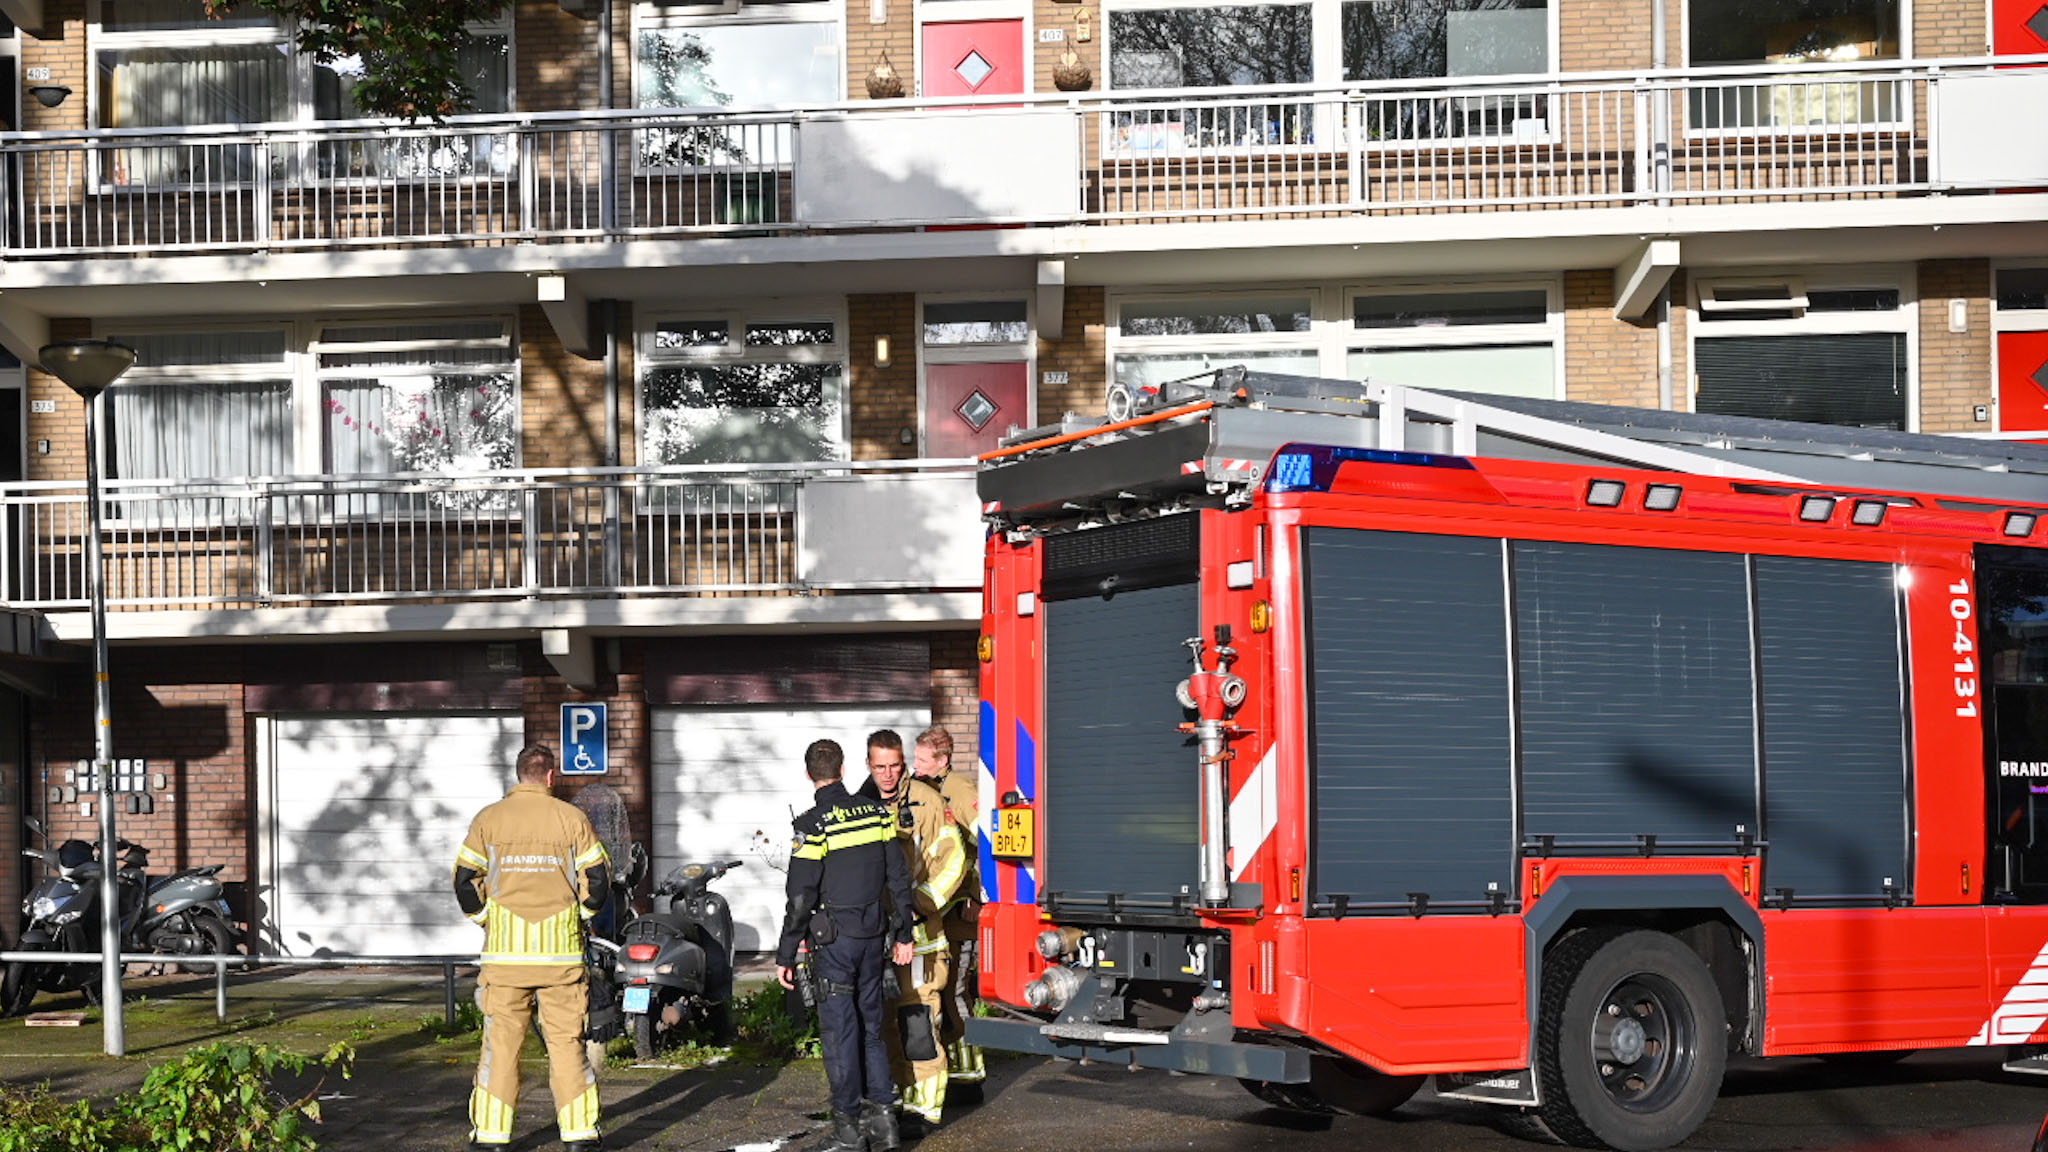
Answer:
[
  {"xmin": 942, "ymin": 934, "xmax": 986, "ymax": 1085},
  {"xmin": 470, "ymin": 971, "xmax": 600, "ymax": 1145},
  {"xmin": 886, "ymin": 947, "xmax": 952, "ymax": 1122}
]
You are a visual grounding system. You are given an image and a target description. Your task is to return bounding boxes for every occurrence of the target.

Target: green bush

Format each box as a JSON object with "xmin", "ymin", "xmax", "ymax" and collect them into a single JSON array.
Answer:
[
  {"xmin": 731, "ymin": 983, "xmax": 819, "ymax": 1061},
  {"xmin": 416, "ymin": 998, "xmax": 485, "ymax": 1041},
  {"xmin": 0, "ymin": 1041, "xmax": 353, "ymax": 1152}
]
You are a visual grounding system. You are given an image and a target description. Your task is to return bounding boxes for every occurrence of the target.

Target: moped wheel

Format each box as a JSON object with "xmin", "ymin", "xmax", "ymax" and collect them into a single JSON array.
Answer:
[
  {"xmin": 2, "ymin": 961, "xmax": 38, "ymax": 1017},
  {"xmin": 173, "ymin": 913, "xmax": 236, "ymax": 975},
  {"xmin": 630, "ymin": 1012, "xmax": 659, "ymax": 1061}
]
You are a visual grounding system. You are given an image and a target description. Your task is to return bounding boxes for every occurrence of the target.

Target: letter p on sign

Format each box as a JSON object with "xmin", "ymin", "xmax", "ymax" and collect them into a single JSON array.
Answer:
[{"xmin": 560, "ymin": 703, "xmax": 608, "ymax": 775}]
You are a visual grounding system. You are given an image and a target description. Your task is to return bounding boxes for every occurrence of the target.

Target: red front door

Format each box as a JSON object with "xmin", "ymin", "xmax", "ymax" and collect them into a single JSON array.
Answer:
[
  {"xmin": 1999, "ymin": 330, "xmax": 2048, "ymax": 433},
  {"xmin": 925, "ymin": 362, "xmax": 1030, "ymax": 458},
  {"xmin": 921, "ymin": 20, "xmax": 1026, "ymax": 100},
  {"xmin": 1993, "ymin": 0, "xmax": 2048, "ymax": 55}
]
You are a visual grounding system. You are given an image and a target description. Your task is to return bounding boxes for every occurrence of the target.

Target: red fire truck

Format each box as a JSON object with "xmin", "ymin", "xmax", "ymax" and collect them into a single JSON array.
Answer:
[{"xmin": 962, "ymin": 370, "xmax": 2048, "ymax": 1151}]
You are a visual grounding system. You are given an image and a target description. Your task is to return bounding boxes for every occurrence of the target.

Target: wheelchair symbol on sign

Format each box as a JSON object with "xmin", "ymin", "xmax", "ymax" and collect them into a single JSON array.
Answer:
[{"xmin": 574, "ymin": 747, "xmax": 597, "ymax": 772}]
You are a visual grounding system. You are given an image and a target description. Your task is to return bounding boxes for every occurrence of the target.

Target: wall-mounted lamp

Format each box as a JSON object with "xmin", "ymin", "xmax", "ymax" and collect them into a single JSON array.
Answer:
[
  {"xmin": 28, "ymin": 85, "xmax": 71, "ymax": 109},
  {"xmin": 873, "ymin": 334, "xmax": 893, "ymax": 368}
]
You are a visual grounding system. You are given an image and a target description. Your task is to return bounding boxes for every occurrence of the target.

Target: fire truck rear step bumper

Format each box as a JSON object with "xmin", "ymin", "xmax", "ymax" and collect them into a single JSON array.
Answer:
[{"xmin": 966, "ymin": 1017, "xmax": 1312, "ymax": 1082}]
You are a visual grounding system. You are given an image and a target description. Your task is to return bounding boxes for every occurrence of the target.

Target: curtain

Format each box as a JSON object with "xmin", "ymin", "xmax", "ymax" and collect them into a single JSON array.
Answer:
[
  {"xmin": 108, "ymin": 380, "xmax": 292, "ymax": 480},
  {"xmin": 99, "ymin": 46, "xmax": 286, "ymax": 184}
]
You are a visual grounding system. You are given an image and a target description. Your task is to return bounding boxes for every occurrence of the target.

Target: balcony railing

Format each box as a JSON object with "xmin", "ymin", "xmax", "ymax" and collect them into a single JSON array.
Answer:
[
  {"xmin": 1, "ymin": 57, "xmax": 2043, "ymax": 258},
  {"xmin": 0, "ymin": 461, "xmax": 981, "ymax": 611}
]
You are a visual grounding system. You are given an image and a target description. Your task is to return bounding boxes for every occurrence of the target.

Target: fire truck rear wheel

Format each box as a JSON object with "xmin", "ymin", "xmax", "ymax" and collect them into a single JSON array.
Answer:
[
  {"xmin": 1535, "ymin": 928, "xmax": 1726, "ymax": 1152},
  {"xmin": 1237, "ymin": 1062, "xmax": 1425, "ymax": 1117}
]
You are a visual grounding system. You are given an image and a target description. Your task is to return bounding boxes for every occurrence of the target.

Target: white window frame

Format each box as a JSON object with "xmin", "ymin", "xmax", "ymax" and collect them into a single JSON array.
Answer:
[
  {"xmin": 632, "ymin": 1, "xmax": 846, "ymax": 109},
  {"xmin": 1342, "ymin": 278, "xmax": 1564, "ymax": 399},
  {"xmin": 1685, "ymin": 265, "xmax": 1918, "ymax": 431},
  {"xmin": 1108, "ymin": 287, "xmax": 1325, "ymax": 397},
  {"xmin": 635, "ymin": 301, "xmax": 853, "ymax": 468},
  {"xmin": 91, "ymin": 314, "xmax": 522, "ymax": 493},
  {"xmin": 86, "ymin": 1, "xmax": 515, "ymax": 188},
  {"xmin": 309, "ymin": 319, "xmax": 524, "ymax": 486},
  {"xmin": 915, "ymin": 293, "xmax": 1038, "ymax": 459}
]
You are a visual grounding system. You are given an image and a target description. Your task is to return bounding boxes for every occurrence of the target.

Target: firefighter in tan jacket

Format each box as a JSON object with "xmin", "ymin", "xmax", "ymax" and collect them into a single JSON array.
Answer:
[
  {"xmin": 857, "ymin": 729, "xmax": 967, "ymax": 1136},
  {"xmin": 911, "ymin": 726, "xmax": 987, "ymax": 1095},
  {"xmin": 453, "ymin": 743, "xmax": 611, "ymax": 1152}
]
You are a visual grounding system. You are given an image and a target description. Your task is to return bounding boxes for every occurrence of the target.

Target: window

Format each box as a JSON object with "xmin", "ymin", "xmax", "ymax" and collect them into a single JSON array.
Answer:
[
  {"xmin": 1342, "ymin": 0, "xmax": 1548, "ymax": 80},
  {"xmin": 1108, "ymin": 3, "xmax": 1313, "ymax": 89},
  {"xmin": 1345, "ymin": 286, "xmax": 1559, "ymax": 398},
  {"xmin": 101, "ymin": 329, "xmax": 294, "ymax": 481},
  {"xmin": 92, "ymin": 0, "xmax": 514, "ymax": 184},
  {"xmin": 1691, "ymin": 272, "xmax": 1912, "ymax": 430},
  {"xmin": 1111, "ymin": 294, "xmax": 1319, "ymax": 393},
  {"xmin": 99, "ymin": 317, "xmax": 521, "ymax": 485},
  {"xmin": 1998, "ymin": 268, "xmax": 2048, "ymax": 313},
  {"xmin": 1687, "ymin": 0, "xmax": 1904, "ymax": 131},
  {"xmin": 315, "ymin": 321, "xmax": 519, "ymax": 475},
  {"xmin": 640, "ymin": 312, "xmax": 847, "ymax": 465},
  {"xmin": 633, "ymin": 3, "xmax": 837, "ymax": 176},
  {"xmin": 924, "ymin": 301, "xmax": 1029, "ymax": 346}
]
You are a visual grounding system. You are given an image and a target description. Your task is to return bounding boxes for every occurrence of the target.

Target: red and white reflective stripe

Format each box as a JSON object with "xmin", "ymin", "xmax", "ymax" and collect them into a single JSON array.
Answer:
[
  {"xmin": 1216, "ymin": 458, "xmax": 1257, "ymax": 473},
  {"xmin": 1227, "ymin": 745, "xmax": 1278, "ymax": 881},
  {"xmin": 983, "ymin": 501, "xmax": 1001, "ymax": 514},
  {"xmin": 1971, "ymin": 936, "xmax": 2048, "ymax": 1045},
  {"xmin": 1181, "ymin": 462, "xmax": 1203, "ymax": 475}
]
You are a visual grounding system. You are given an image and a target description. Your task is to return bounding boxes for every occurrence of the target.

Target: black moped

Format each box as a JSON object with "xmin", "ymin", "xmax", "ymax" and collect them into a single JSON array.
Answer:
[{"xmin": 614, "ymin": 859, "xmax": 742, "ymax": 1058}]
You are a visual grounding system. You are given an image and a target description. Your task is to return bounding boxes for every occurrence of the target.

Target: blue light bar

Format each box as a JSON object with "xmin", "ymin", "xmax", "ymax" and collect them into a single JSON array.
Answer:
[{"xmin": 1263, "ymin": 444, "xmax": 1474, "ymax": 494}]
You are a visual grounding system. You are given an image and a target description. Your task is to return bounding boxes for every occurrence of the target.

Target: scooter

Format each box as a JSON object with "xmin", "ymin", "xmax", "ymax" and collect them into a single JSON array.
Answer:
[
  {"xmin": 614, "ymin": 859, "xmax": 742, "ymax": 1058},
  {"xmin": 5, "ymin": 818, "xmax": 239, "ymax": 1016}
]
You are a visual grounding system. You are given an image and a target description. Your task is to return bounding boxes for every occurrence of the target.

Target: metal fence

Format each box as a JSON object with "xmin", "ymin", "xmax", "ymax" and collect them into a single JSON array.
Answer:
[
  {"xmin": 0, "ymin": 56, "xmax": 2033, "ymax": 256},
  {"xmin": 0, "ymin": 460, "xmax": 977, "ymax": 610},
  {"xmin": 0, "ymin": 950, "xmax": 475, "ymax": 1026}
]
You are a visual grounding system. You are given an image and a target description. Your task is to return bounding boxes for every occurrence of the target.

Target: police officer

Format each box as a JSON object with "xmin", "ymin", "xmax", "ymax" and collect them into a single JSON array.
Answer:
[
  {"xmin": 910, "ymin": 726, "xmax": 987, "ymax": 1100},
  {"xmin": 777, "ymin": 738, "xmax": 916, "ymax": 1152},
  {"xmin": 453, "ymin": 743, "xmax": 610, "ymax": 1152},
  {"xmin": 859, "ymin": 730, "xmax": 966, "ymax": 1138}
]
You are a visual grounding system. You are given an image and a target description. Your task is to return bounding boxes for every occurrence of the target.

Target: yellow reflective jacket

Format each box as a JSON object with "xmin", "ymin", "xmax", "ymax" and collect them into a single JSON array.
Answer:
[
  {"xmin": 865, "ymin": 777, "xmax": 965, "ymax": 954},
  {"xmin": 454, "ymin": 782, "xmax": 608, "ymax": 976}
]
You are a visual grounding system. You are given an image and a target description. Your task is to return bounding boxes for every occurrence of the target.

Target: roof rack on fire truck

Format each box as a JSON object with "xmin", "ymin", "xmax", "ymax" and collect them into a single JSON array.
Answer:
[{"xmin": 976, "ymin": 367, "xmax": 2048, "ymax": 527}]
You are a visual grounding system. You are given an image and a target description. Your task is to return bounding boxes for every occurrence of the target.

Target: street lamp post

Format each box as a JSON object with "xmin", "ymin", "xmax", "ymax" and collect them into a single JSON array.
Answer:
[{"xmin": 39, "ymin": 339, "xmax": 136, "ymax": 1057}]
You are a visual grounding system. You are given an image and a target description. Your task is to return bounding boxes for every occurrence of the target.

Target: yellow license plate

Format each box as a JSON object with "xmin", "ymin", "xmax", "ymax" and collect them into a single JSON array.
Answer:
[{"xmin": 991, "ymin": 808, "xmax": 1034, "ymax": 859}]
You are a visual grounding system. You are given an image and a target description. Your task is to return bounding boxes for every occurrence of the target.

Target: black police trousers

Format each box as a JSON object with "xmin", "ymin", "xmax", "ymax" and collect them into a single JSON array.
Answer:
[{"xmin": 816, "ymin": 932, "xmax": 893, "ymax": 1117}]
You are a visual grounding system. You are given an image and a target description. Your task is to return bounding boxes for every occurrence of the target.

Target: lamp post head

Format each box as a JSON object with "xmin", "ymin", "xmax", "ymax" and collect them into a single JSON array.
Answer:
[{"xmin": 39, "ymin": 340, "xmax": 136, "ymax": 401}]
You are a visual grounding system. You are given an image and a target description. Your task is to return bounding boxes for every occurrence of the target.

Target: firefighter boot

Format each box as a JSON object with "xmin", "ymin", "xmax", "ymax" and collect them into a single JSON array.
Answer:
[
  {"xmin": 803, "ymin": 1111, "xmax": 867, "ymax": 1152},
  {"xmin": 858, "ymin": 1101, "xmax": 900, "ymax": 1152}
]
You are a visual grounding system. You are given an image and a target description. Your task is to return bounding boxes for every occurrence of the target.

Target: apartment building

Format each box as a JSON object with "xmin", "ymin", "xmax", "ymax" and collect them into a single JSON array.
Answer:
[{"xmin": 0, "ymin": 0, "xmax": 2043, "ymax": 954}]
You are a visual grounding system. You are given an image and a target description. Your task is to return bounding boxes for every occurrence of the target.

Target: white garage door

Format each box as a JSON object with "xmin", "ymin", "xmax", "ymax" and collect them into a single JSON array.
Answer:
[
  {"xmin": 266, "ymin": 713, "xmax": 522, "ymax": 956},
  {"xmin": 652, "ymin": 704, "xmax": 928, "ymax": 953}
]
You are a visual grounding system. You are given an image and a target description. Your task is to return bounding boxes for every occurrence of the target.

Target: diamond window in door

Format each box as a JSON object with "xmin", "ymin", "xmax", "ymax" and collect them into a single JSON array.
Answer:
[
  {"xmin": 2029, "ymin": 5, "xmax": 2048, "ymax": 45},
  {"xmin": 955, "ymin": 50, "xmax": 995, "ymax": 89},
  {"xmin": 956, "ymin": 389, "xmax": 998, "ymax": 431}
]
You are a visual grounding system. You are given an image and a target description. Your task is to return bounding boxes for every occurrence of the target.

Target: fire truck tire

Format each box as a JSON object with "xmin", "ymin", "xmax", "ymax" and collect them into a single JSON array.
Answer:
[
  {"xmin": 1238, "ymin": 1062, "xmax": 1425, "ymax": 1117},
  {"xmin": 1535, "ymin": 928, "xmax": 1726, "ymax": 1152}
]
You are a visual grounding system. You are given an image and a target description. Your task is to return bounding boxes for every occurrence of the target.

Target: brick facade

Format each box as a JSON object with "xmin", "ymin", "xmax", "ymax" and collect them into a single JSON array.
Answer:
[
  {"xmin": 1915, "ymin": 0, "xmax": 1988, "ymax": 58},
  {"xmin": 848, "ymin": 0, "xmax": 917, "ymax": 100},
  {"xmin": 1036, "ymin": 284, "xmax": 1108, "ymax": 421},
  {"xmin": 849, "ymin": 293, "xmax": 919, "ymax": 460},
  {"xmin": 1918, "ymin": 259, "xmax": 1994, "ymax": 433},
  {"xmin": 1563, "ymin": 269, "xmax": 1661, "ymax": 408}
]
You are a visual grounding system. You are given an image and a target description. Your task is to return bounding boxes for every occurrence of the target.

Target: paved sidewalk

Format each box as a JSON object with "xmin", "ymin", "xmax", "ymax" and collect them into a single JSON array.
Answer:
[{"xmin": 0, "ymin": 965, "xmax": 859, "ymax": 1152}]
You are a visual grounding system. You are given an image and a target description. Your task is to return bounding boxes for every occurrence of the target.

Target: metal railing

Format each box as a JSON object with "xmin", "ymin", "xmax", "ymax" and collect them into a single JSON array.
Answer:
[
  {"xmin": 0, "ymin": 459, "xmax": 978, "ymax": 610},
  {"xmin": 0, "ymin": 56, "xmax": 2035, "ymax": 257},
  {"xmin": 0, "ymin": 949, "xmax": 475, "ymax": 1026}
]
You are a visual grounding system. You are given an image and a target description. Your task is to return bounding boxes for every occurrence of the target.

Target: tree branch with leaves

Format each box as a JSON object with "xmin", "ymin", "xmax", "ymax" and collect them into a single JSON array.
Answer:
[{"xmin": 207, "ymin": 0, "xmax": 509, "ymax": 119}]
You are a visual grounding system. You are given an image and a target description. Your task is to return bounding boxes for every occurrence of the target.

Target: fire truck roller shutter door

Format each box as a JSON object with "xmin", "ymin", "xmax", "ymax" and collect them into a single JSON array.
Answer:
[
  {"xmin": 1301, "ymin": 529, "xmax": 1515, "ymax": 911},
  {"xmin": 1752, "ymin": 556, "xmax": 1909, "ymax": 904}
]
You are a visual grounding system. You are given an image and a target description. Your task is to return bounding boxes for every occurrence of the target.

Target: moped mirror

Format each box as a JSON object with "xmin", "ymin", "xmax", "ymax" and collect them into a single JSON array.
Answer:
[{"xmin": 22, "ymin": 815, "xmax": 41, "ymax": 837}]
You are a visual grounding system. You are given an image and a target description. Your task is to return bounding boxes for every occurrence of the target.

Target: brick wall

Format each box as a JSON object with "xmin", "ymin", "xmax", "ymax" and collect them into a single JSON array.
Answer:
[
  {"xmin": 27, "ymin": 317, "xmax": 91, "ymax": 484},
  {"xmin": 30, "ymin": 648, "xmax": 252, "ymax": 920},
  {"xmin": 1559, "ymin": 0, "xmax": 1656, "ymax": 72},
  {"xmin": 848, "ymin": 0, "xmax": 917, "ymax": 100},
  {"xmin": 517, "ymin": 0, "xmax": 600, "ymax": 112},
  {"xmin": 1034, "ymin": 0, "xmax": 1100, "ymax": 94},
  {"xmin": 519, "ymin": 303, "xmax": 618, "ymax": 468},
  {"xmin": 1915, "ymin": 0, "xmax": 1988, "ymax": 58},
  {"xmin": 524, "ymin": 641, "xmax": 652, "ymax": 890},
  {"xmin": 1036, "ymin": 284, "xmax": 1107, "ymax": 421},
  {"xmin": 18, "ymin": 0, "xmax": 86, "ymax": 135},
  {"xmin": 1919, "ymin": 259, "xmax": 1993, "ymax": 433},
  {"xmin": 929, "ymin": 632, "xmax": 979, "ymax": 770},
  {"xmin": 849, "ymin": 293, "xmax": 917, "ymax": 460},
  {"xmin": 1563, "ymin": 268, "xmax": 1662, "ymax": 407}
]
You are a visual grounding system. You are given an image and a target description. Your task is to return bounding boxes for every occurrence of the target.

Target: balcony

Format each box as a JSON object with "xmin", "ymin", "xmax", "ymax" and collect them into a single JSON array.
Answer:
[
  {"xmin": 0, "ymin": 461, "xmax": 982, "ymax": 617},
  {"xmin": 0, "ymin": 57, "xmax": 2042, "ymax": 258}
]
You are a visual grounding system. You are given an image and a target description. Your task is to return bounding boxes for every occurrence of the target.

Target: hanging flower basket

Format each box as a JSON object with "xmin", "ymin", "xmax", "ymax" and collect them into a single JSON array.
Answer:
[
  {"xmin": 1052, "ymin": 52, "xmax": 1093, "ymax": 92},
  {"xmin": 867, "ymin": 52, "xmax": 906, "ymax": 100}
]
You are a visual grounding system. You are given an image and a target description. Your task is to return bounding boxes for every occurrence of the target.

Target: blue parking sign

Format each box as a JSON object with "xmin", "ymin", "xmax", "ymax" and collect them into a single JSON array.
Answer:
[{"xmin": 561, "ymin": 703, "xmax": 608, "ymax": 775}]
